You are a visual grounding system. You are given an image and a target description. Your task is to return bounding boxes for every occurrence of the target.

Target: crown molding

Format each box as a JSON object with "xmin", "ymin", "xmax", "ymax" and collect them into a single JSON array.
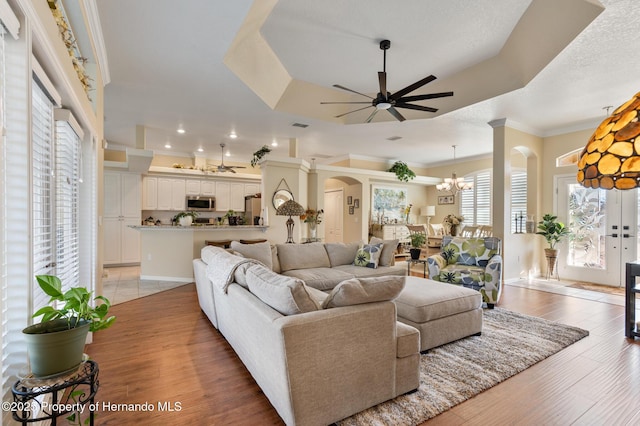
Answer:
[{"xmin": 81, "ymin": 0, "xmax": 110, "ymax": 85}]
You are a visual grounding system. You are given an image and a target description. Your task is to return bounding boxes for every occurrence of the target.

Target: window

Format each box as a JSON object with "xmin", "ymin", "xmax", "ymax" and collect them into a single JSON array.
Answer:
[
  {"xmin": 460, "ymin": 170, "xmax": 492, "ymax": 226},
  {"xmin": 511, "ymin": 169, "xmax": 527, "ymax": 233}
]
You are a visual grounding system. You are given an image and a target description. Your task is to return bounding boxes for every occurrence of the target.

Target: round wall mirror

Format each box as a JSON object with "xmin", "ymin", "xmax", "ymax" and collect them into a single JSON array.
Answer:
[{"xmin": 272, "ymin": 189, "xmax": 294, "ymax": 209}]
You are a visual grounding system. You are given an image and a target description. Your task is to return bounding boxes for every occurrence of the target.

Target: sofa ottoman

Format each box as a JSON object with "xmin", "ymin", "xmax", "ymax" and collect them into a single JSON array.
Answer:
[{"xmin": 395, "ymin": 276, "xmax": 483, "ymax": 352}]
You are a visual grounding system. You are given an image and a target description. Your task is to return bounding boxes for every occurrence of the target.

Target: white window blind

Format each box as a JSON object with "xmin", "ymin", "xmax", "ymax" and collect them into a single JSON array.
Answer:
[
  {"xmin": 32, "ymin": 79, "xmax": 55, "ymax": 311},
  {"xmin": 55, "ymin": 118, "xmax": 81, "ymax": 291},
  {"xmin": 460, "ymin": 170, "xmax": 492, "ymax": 226},
  {"xmin": 511, "ymin": 170, "xmax": 527, "ymax": 233}
]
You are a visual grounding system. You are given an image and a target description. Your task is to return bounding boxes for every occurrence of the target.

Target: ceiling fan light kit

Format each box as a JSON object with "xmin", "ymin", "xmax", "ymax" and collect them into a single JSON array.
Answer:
[{"xmin": 322, "ymin": 39, "xmax": 453, "ymax": 123}]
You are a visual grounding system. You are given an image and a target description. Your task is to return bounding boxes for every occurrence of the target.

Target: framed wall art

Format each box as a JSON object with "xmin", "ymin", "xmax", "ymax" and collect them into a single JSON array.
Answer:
[
  {"xmin": 354, "ymin": 198, "xmax": 359, "ymax": 208},
  {"xmin": 438, "ymin": 195, "xmax": 454, "ymax": 205},
  {"xmin": 347, "ymin": 196, "xmax": 353, "ymax": 205},
  {"xmin": 349, "ymin": 206, "xmax": 355, "ymax": 215}
]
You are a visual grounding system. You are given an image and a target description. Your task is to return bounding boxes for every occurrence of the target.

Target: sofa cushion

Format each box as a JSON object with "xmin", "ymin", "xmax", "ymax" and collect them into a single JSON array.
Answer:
[
  {"xmin": 369, "ymin": 237, "xmax": 399, "ymax": 267},
  {"xmin": 396, "ymin": 322, "xmax": 420, "ymax": 358},
  {"xmin": 245, "ymin": 265, "xmax": 319, "ymax": 315},
  {"xmin": 333, "ymin": 264, "xmax": 406, "ymax": 279},
  {"xmin": 271, "ymin": 245, "xmax": 281, "ymax": 273},
  {"xmin": 324, "ymin": 242, "xmax": 361, "ymax": 267},
  {"xmin": 282, "ymin": 267, "xmax": 354, "ymax": 291},
  {"xmin": 277, "ymin": 243, "xmax": 331, "ymax": 272},
  {"xmin": 230, "ymin": 241, "xmax": 273, "ymax": 270},
  {"xmin": 322, "ymin": 276, "xmax": 405, "ymax": 309},
  {"xmin": 353, "ymin": 243, "xmax": 383, "ymax": 268}
]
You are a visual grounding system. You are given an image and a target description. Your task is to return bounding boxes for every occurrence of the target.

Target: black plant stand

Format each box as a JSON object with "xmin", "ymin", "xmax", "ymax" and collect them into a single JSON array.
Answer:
[
  {"xmin": 12, "ymin": 359, "xmax": 99, "ymax": 425},
  {"xmin": 625, "ymin": 261, "xmax": 640, "ymax": 339}
]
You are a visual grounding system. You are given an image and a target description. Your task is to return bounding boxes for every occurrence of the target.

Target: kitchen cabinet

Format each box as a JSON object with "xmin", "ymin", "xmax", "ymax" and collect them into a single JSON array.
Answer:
[
  {"xmin": 371, "ymin": 224, "xmax": 411, "ymax": 244},
  {"xmin": 244, "ymin": 183, "xmax": 260, "ymax": 197},
  {"xmin": 185, "ymin": 180, "xmax": 201, "ymax": 196},
  {"xmin": 216, "ymin": 182, "xmax": 246, "ymax": 212},
  {"xmin": 104, "ymin": 171, "xmax": 141, "ymax": 265},
  {"xmin": 142, "ymin": 176, "xmax": 158, "ymax": 210},
  {"xmin": 231, "ymin": 183, "xmax": 245, "ymax": 211},
  {"xmin": 201, "ymin": 180, "xmax": 215, "ymax": 196},
  {"xmin": 156, "ymin": 178, "xmax": 186, "ymax": 211}
]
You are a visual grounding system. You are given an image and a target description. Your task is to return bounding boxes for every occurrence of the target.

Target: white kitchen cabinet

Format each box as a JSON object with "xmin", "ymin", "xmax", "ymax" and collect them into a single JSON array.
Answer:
[
  {"xmin": 103, "ymin": 171, "xmax": 141, "ymax": 265},
  {"xmin": 215, "ymin": 182, "xmax": 231, "ymax": 212},
  {"xmin": 231, "ymin": 183, "xmax": 245, "ymax": 211},
  {"xmin": 200, "ymin": 180, "xmax": 215, "ymax": 196},
  {"xmin": 185, "ymin": 180, "xmax": 201, "ymax": 196},
  {"xmin": 171, "ymin": 179, "xmax": 186, "ymax": 210},
  {"xmin": 244, "ymin": 183, "xmax": 260, "ymax": 197},
  {"xmin": 142, "ymin": 176, "xmax": 158, "ymax": 210},
  {"xmin": 155, "ymin": 178, "xmax": 186, "ymax": 211}
]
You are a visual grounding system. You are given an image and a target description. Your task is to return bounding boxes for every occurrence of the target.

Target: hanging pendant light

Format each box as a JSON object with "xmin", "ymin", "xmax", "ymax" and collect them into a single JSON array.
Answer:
[
  {"xmin": 577, "ymin": 91, "xmax": 640, "ymax": 190},
  {"xmin": 436, "ymin": 145, "xmax": 473, "ymax": 195}
]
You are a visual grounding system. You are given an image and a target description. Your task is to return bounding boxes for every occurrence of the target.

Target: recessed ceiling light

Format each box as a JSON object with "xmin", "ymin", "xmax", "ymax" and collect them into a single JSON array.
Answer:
[
  {"xmin": 225, "ymin": 151, "xmax": 231, "ymax": 157},
  {"xmin": 197, "ymin": 147, "xmax": 204, "ymax": 152},
  {"xmin": 164, "ymin": 143, "xmax": 172, "ymax": 149},
  {"xmin": 229, "ymin": 132, "xmax": 238, "ymax": 139},
  {"xmin": 271, "ymin": 140, "xmax": 278, "ymax": 147},
  {"xmin": 177, "ymin": 126, "xmax": 185, "ymax": 134}
]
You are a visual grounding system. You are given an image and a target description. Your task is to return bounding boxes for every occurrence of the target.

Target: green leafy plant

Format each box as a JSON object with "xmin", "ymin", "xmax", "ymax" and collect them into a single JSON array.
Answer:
[
  {"xmin": 536, "ymin": 214, "xmax": 570, "ymax": 250},
  {"xmin": 33, "ymin": 275, "xmax": 116, "ymax": 333},
  {"xmin": 224, "ymin": 210, "xmax": 236, "ymax": 218},
  {"xmin": 388, "ymin": 161, "xmax": 416, "ymax": 182},
  {"xmin": 251, "ymin": 145, "xmax": 272, "ymax": 167},
  {"xmin": 410, "ymin": 232, "xmax": 426, "ymax": 248},
  {"xmin": 173, "ymin": 211, "xmax": 198, "ymax": 221}
]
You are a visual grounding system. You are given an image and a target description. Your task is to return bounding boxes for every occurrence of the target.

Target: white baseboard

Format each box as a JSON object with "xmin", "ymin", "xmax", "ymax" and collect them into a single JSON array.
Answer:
[{"xmin": 140, "ymin": 275, "xmax": 193, "ymax": 283}]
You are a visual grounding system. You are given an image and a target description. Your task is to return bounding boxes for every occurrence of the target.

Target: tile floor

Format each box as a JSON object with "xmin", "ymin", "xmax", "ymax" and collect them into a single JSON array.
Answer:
[{"xmin": 102, "ymin": 266, "xmax": 189, "ymax": 305}]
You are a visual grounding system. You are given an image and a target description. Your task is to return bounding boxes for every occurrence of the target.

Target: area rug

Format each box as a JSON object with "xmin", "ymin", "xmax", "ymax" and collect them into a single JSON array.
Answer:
[
  {"xmin": 567, "ymin": 281, "xmax": 625, "ymax": 296},
  {"xmin": 338, "ymin": 308, "xmax": 589, "ymax": 425}
]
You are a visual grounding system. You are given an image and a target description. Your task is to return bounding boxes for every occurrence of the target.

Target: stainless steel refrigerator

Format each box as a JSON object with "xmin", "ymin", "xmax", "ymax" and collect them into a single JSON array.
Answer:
[{"xmin": 245, "ymin": 196, "xmax": 262, "ymax": 225}]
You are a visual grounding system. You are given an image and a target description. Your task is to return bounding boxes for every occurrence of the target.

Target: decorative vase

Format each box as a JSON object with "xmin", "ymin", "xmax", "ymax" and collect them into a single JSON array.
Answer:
[
  {"xmin": 23, "ymin": 318, "xmax": 90, "ymax": 377},
  {"xmin": 179, "ymin": 216, "xmax": 193, "ymax": 227},
  {"xmin": 309, "ymin": 222, "xmax": 317, "ymax": 240},
  {"xmin": 544, "ymin": 248, "xmax": 558, "ymax": 279},
  {"xmin": 410, "ymin": 248, "xmax": 421, "ymax": 260}
]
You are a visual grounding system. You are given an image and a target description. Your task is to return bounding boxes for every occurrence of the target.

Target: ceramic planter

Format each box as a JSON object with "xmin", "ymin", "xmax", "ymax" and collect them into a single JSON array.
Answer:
[
  {"xmin": 410, "ymin": 248, "xmax": 422, "ymax": 260},
  {"xmin": 178, "ymin": 216, "xmax": 193, "ymax": 226},
  {"xmin": 23, "ymin": 318, "xmax": 90, "ymax": 377}
]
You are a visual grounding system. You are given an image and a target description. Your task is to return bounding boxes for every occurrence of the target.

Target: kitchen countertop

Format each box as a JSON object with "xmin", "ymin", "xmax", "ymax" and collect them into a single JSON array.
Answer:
[{"xmin": 130, "ymin": 224, "xmax": 269, "ymax": 231}]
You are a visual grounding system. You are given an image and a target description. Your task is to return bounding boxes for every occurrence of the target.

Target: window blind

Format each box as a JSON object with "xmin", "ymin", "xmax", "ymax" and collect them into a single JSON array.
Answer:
[
  {"xmin": 511, "ymin": 170, "xmax": 527, "ymax": 233},
  {"xmin": 31, "ymin": 79, "xmax": 55, "ymax": 311},
  {"xmin": 460, "ymin": 170, "xmax": 492, "ymax": 226}
]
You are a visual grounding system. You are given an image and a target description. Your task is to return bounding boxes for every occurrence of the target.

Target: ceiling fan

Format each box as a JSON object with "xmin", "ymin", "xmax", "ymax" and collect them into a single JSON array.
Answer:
[
  {"xmin": 321, "ymin": 39, "xmax": 453, "ymax": 123},
  {"xmin": 207, "ymin": 143, "xmax": 246, "ymax": 173}
]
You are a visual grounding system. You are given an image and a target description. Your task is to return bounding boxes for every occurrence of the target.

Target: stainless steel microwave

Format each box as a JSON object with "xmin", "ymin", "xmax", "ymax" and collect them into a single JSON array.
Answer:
[{"xmin": 186, "ymin": 196, "xmax": 215, "ymax": 211}]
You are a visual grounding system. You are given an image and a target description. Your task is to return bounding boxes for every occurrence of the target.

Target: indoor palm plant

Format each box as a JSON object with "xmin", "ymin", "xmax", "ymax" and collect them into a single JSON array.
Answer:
[
  {"xmin": 23, "ymin": 275, "xmax": 116, "ymax": 377},
  {"xmin": 536, "ymin": 214, "xmax": 570, "ymax": 278},
  {"xmin": 409, "ymin": 232, "xmax": 426, "ymax": 260}
]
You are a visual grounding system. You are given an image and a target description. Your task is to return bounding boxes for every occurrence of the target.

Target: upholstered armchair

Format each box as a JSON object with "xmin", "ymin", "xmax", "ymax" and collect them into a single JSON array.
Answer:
[{"xmin": 427, "ymin": 236, "xmax": 502, "ymax": 308}]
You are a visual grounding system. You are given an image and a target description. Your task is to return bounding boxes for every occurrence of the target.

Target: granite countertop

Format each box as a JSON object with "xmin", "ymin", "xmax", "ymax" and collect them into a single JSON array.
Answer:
[{"xmin": 130, "ymin": 225, "xmax": 269, "ymax": 231}]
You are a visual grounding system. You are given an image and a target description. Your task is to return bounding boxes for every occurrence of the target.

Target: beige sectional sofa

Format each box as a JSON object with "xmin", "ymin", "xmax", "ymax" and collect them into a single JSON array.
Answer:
[{"xmin": 193, "ymin": 242, "xmax": 419, "ymax": 426}]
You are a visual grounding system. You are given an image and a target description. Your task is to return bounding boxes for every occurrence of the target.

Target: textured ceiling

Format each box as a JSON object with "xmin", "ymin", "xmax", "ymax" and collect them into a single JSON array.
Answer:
[{"xmin": 96, "ymin": 0, "xmax": 640, "ymax": 168}]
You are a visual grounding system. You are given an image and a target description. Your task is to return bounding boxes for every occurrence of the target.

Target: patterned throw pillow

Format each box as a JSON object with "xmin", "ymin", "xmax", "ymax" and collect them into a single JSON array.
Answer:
[{"xmin": 353, "ymin": 243, "xmax": 383, "ymax": 269}]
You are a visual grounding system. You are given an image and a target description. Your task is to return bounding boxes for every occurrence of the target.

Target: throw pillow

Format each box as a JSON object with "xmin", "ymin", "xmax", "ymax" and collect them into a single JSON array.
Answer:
[
  {"xmin": 245, "ymin": 265, "xmax": 319, "ymax": 315},
  {"xmin": 325, "ymin": 241, "xmax": 362, "ymax": 267},
  {"xmin": 353, "ymin": 243, "xmax": 383, "ymax": 269},
  {"xmin": 322, "ymin": 276, "xmax": 405, "ymax": 308},
  {"xmin": 230, "ymin": 241, "xmax": 273, "ymax": 270},
  {"xmin": 369, "ymin": 237, "xmax": 399, "ymax": 267}
]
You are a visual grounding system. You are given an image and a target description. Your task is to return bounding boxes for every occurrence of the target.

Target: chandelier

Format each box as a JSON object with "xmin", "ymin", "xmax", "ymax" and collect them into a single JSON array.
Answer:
[{"xmin": 436, "ymin": 145, "xmax": 473, "ymax": 195}]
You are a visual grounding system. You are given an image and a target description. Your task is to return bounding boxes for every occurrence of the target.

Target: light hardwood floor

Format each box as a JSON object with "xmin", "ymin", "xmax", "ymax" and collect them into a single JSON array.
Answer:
[{"xmin": 85, "ymin": 280, "xmax": 640, "ymax": 425}]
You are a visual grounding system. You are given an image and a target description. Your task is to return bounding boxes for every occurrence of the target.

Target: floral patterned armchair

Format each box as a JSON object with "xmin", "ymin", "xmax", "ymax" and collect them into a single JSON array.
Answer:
[{"xmin": 427, "ymin": 236, "xmax": 502, "ymax": 308}]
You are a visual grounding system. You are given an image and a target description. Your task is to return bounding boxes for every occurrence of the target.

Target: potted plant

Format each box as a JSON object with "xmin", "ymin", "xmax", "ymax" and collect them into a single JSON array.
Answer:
[
  {"xmin": 174, "ymin": 211, "xmax": 198, "ymax": 226},
  {"xmin": 388, "ymin": 161, "xmax": 416, "ymax": 182},
  {"xmin": 409, "ymin": 232, "xmax": 426, "ymax": 260},
  {"xmin": 251, "ymin": 145, "xmax": 272, "ymax": 167},
  {"xmin": 23, "ymin": 275, "xmax": 116, "ymax": 377},
  {"xmin": 225, "ymin": 209, "xmax": 238, "ymax": 226},
  {"xmin": 536, "ymin": 214, "xmax": 570, "ymax": 278}
]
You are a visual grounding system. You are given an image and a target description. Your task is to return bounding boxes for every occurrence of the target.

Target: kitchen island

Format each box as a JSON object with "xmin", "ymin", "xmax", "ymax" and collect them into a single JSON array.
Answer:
[{"xmin": 130, "ymin": 225, "xmax": 269, "ymax": 281}]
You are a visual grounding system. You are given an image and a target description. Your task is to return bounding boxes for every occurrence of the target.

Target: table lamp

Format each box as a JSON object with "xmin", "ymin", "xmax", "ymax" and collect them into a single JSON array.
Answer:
[
  {"xmin": 421, "ymin": 206, "xmax": 436, "ymax": 234},
  {"xmin": 275, "ymin": 199, "xmax": 306, "ymax": 243}
]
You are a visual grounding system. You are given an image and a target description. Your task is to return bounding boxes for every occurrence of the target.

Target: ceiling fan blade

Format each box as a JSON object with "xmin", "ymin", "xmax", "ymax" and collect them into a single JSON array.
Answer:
[
  {"xmin": 365, "ymin": 109, "xmax": 379, "ymax": 123},
  {"xmin": 320, "ymin": 101, "xmax": 371, "ymax": 104},
  {"xmin": 397, "ymin": 91, "xmax": 454, "ymax": 103},
  {"xmin": 233, "ymin": 166, "xmax": 246, "ymax": 169},
  {"xmin": 389, "ymin": 75, "xmax": 437, "ymax": 101},
  {"xmin": 387, "ymin": 107, "xmax": 406, "ymax": 122},
  {"xmin": 378, "ymin": 72, "xmax": 387, "ymax": 98},
  {"xmin": 394, "ymin": 102, "xmax": 438, "ymax": 113},
  {"xmin": 333, "ymin": 84, "xmax": 375, "ymax": 100},
  {"xmin": 229, "ymin": 168, "xmax": 236, "ymax": 173},
  {"xmin": 335, "ymin": 105, "xmax": 373, "ymax": 118}
]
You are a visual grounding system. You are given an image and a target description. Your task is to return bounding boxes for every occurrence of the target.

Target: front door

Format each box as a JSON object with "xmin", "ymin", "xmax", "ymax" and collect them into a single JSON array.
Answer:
[{"xmin": 556, "ymin": 175, "xmax": 639, "ymax": 286}]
